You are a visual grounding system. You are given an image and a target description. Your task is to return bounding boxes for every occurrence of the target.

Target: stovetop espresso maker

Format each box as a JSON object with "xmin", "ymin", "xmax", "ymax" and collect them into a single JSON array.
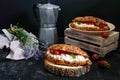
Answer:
[{"xmin": 35, "ymin": 0, "xmax": 61, "ymax": 45}]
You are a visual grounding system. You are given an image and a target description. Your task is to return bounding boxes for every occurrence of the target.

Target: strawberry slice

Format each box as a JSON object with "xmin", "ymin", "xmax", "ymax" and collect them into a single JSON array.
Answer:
[
  {"xmin": 49, "ymin": 49, "xmax": 80, "ymax": 56},
  {"xmin": 61, "ymin": 51, "xmax": 68, "ymax": 54},
  {"xmin": 49, "ymin": 49, "xmax": 54, "ymax": 53},
  {"xmin": 92, "ymin": 22, "xmax": 97, "ymax": 25},
  {"xmin": 99, "ymin": 24, "xmax": 105, "ymax": 28},
  {"xmin": 53, "ymin": 50, "xmax": 60, "ymax": 55}
]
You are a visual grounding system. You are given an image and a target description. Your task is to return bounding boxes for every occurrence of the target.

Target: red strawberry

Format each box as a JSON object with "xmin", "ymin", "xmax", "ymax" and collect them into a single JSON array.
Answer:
[
  {"xmin": 99, "ymin": 24, "xmax": 105, "ymax": 28},
  {"xmin": 98, "ymin": 60, "xmax": 111, "ymax": 68},
  {"xmin": 90, "ymin": 53, "xmax": 99, "ymax": 60},
  {"xmin": 53, "ymin": 50, "xmax": 60, "ymax": 55},
  {"xmin": 49, "ymin": 49, "xmax": 54, "ymax": 53},
  {"xmin": 60, "ymin": 51, "xmax": 65, "ymax": 54},
  {"xmin": 93, "ymin": 22, "xmax": 97, "ymax": 25},
  {"xmin": 101, "ymin": 32, "xmax": 108, "ymax": 38}
]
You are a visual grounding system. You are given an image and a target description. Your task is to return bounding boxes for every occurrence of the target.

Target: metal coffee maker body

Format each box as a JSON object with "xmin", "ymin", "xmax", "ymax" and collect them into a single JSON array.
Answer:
[{"xmin": 36, "ymin": 3, "xmax": 60, "ymax": 45}]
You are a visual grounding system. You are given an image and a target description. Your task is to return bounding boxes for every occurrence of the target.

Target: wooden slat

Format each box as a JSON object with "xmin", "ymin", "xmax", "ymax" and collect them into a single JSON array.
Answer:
[
  {"xmin": 65, "ymin": 37, "xmax": 118, "ymax": 57},
  {"xmin": 64, "ymin": 28, "xmax": 119, "ymax": 47}
]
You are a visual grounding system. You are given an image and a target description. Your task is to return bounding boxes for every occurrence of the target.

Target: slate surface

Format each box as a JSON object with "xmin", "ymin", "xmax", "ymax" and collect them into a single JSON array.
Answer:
[{"xmin": 0, "ymin": 44, "xmax": 120, "ymax": 80}]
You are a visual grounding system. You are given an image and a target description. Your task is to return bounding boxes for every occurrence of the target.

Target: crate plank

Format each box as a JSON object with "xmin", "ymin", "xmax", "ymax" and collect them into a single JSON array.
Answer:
[{"xmin": 64, "ymin": 28, "xmax": 119, "ymax": 47}]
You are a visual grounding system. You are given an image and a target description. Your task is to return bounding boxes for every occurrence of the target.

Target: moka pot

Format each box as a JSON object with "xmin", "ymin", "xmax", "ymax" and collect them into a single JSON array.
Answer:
[{"xmin": 36, "ymin": 2, "xmax": 60, "ymax": 45}]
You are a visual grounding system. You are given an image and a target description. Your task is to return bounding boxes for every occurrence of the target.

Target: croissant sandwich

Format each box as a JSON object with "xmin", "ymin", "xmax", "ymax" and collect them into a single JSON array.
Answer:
[
  {"xmin": 44, "ymin": 44, "xmax": 92, "ymax": 77},
  {"xmin": 70, "ymin": 16, "xmax": 110, "ymax": 31}
]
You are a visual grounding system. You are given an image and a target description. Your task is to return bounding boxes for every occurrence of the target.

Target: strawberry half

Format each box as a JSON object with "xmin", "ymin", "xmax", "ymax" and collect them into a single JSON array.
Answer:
[{"xmin": 98, "ymin": 60, "xmax": 111, "ymax": 68}]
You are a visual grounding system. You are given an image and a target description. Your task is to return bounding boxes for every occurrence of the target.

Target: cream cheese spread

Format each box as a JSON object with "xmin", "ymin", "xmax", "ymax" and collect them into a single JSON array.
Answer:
[
  {"xmin": 74, "ymin": 22, "xmax": 96, "ymax": 28},
  {"xmin": 47, "ymin": 51, "xmax": 86, "ymax": 62}
]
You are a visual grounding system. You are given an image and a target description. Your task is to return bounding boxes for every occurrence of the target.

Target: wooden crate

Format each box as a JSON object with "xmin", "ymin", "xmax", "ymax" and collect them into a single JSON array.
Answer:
[{"xmin": 64, "ymin": 28, "xmax": 119, "ymax": 57}]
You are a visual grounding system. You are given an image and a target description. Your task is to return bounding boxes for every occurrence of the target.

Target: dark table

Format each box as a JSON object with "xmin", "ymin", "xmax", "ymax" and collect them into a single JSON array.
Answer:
[{"xmin": 0, "ymin": 41, "xmax": 120, "ymax": 80}]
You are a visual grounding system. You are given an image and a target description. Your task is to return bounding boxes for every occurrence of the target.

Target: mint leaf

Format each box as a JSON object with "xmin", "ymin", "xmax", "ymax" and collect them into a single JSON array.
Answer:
[
  {"xmin": 50, "ymin": 52, "xmax": 54, "ymax": 55},
  {"xmin": 70, "ymin": 53, "xmax": 76, "ymax": 59},
  {"xmin": 77, "ymin": 22, "xmax": 81, "ymax": 25},
  {"xmin": 96, "ymin": 21, "xmax": 102, "ymax": 26}
]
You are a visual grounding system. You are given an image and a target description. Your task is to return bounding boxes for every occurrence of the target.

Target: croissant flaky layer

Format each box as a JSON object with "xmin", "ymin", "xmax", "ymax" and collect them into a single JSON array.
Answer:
[{"xmin": 72, "ymin": 16, "xmax": 106, "ymax": 23}]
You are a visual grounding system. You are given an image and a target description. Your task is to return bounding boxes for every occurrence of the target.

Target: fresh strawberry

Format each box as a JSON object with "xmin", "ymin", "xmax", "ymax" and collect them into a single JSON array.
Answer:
[
  {"xmin": 98, "ymin": 60, "xmax": 111, "ymax": 68},
  {"xmin": 101, "ymin": 32, "xmax": 108, "ymax": 38},
  {"xmin": 90, "ymin": 53, "xmax": 99, "ymax": 60},
  {"xmin": 61, "ymin": 51, "xmax": 67, "ymax": 54},
  {"xmin": 74, "ymin": 53, "xmax": 80, "ymax": 56},
  {"xmin": 93, "ymin": 22, "xmax": 97, "ymax": 25},
  {"xmin": 53, "ymin": 50, "xmax": 60, "ymax": 55},
  {"xmin": 49, "ymin": 49, "xmax": 54, "ymax": 53},
  {"xmin": 99, "ymin": 24, "xmax": 105, "ymax": 28}
]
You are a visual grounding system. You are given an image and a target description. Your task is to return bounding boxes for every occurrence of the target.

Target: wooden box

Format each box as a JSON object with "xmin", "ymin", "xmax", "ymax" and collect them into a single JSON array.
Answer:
[{"xmin": 64, "ymin": 28, "xmax": 119, "ymax": 57}]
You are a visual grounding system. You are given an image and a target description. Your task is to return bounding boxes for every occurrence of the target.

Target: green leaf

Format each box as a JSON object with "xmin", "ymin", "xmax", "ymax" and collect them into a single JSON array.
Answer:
[
  {"xmin": 96, "ymin": 21, "xmax": 102, "ymax": 26},
  {"xmin": 70, "ymin": 53, "xmax": 76, "ymax": 59},
  {"xmin": 77, "ymin": 22, "xmax": 81, "ymax": 25},
  {"xmin": 50, "ymin": 52, "xmax": 54, "ymax": 55}
]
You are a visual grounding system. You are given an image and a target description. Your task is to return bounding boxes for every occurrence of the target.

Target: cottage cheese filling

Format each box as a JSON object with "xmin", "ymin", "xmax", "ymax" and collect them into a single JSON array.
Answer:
[
  {"xmin": 74, "ymin": 22, "xmax": 96, "ymax": 28},
  {"xmin": 47, "ymin": 51, "xmax": 86, "ymax": 62}
]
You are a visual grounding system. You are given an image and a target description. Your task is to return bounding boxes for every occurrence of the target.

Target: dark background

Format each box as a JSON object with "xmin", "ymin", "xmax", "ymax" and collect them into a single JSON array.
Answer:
[
  {"xmin": 0, "ymin": 0, "xmax": 120, "ymax": 37},
  {"xmin": 0, "ymin": 1, "xmax": 120, "ymax": 80}
]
